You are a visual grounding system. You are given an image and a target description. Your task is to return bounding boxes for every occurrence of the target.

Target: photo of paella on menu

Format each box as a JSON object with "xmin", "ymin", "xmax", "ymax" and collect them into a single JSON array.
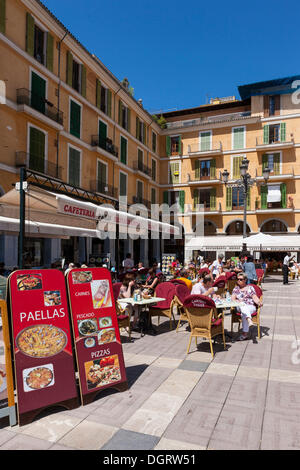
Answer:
[
  {"xmin": 9, "ymin": 270, "xmax": 78, "ymax": 421},
  {"xmin": 67, "ymin": 267, "xmax": 127, "ymax": 402}
]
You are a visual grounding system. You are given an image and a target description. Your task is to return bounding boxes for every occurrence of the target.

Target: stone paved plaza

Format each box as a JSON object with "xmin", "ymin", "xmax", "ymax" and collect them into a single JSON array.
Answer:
[{"xmin": 1, "ymin": 275, "xmax": 300, "ymax": 450}]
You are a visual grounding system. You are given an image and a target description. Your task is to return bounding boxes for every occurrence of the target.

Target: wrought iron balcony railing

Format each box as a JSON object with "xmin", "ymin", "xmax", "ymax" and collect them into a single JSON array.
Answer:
[
  {"xmin": 16, "ymin": 89, "xmax": 63, "ymax": 125},
  {"xmin": 90, "ymin": 180, "xmax": 117, "ymax": 198},
  {"xmin": 15, "ymin": 152, "xmax": 63, "ymax": 179},
  {"xmin": 91, "ymin": 136, "xmax": 119, "ymax": 158}
]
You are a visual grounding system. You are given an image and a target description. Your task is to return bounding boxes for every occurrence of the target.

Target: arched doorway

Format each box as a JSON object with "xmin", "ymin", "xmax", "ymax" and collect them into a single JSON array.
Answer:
[
  {"xmin": 204, "ymin": 220, "xmax": 217, "ymax": 236},
  {"xmin": 225, "ymin": 220, "xmax": 250, "ymax": 235},
  {"xmin": 261, "ymin": 219, "xmax": 288, "ymax": 233}
]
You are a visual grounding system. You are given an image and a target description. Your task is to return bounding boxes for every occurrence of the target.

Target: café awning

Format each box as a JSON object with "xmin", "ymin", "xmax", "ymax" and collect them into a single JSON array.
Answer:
[{"xmin": 0, "ymin": 187, "xmax": 179, "ymax": 237}]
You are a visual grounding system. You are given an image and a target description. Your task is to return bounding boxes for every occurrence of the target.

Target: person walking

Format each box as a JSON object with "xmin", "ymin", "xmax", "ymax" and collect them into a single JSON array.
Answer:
[
  {"xmin": 122, "ymin": 253, "xmax": 134, "ymax": 271},
  {"xmin": 243, "ymin": 255, "xmax": 257, "ymax": 285},
  {"xmin": 283, "ymin": 252, "xmax": 295, "ymax": 285}
]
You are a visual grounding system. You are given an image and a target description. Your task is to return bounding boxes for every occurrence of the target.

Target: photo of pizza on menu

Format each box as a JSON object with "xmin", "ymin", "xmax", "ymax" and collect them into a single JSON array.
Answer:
[{"xmin": 85, "ymin": 355, "xmax": 121, "ymax": 390}]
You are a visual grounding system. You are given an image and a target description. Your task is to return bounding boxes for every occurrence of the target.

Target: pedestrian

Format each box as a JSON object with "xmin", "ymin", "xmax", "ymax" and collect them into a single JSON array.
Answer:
[
  {"xmin": 283, "ymin": 252, "xmax": 295, "ymax": 285},
  {"xmin": 209, "ymin": 254, "xmax": 224, "ymax": 279},
  {"xmin": 243, "ymin": 255, "xmax": 257, "ymax": 285},
  {"xmin": 122, "ymin": 253, "xmax": 134, "ymax": 271}
]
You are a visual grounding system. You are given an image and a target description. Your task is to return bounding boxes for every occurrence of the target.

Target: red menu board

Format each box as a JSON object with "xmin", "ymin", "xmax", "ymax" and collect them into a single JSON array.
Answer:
[
  {"xmin": 9, "ymin": 270, "xmax": 79, "ymax": 425},
  {"xmin": 67, "ymin": 268, "xmax": 127, "ymax": 404}
]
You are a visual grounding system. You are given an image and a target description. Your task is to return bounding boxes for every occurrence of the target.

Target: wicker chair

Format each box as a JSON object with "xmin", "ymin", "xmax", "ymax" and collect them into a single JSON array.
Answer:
[
  {"xmin": 116, "ymin": 301, "xmax": 131, "ymax": 341},
  {"xmin": 231, "ymin": 284, "xmax": 263, "ymax": 338},
  {"xmin": 212, "ymin": 276, "xmax": 227, "ymax": 296},
  {"xmin": 183, "ymin": 295, "xmax": 226, "ymax": 358},
  {"xmin": 174, "ymin": 283, "xmax": 191, "ymax": 332},
  {"xmin": 148, "ymin": 282, "xmax": 176, "ymax": 330},
  {"xmin": 256, "ymin": 269, "xmax": 264, "ymax": 286}
]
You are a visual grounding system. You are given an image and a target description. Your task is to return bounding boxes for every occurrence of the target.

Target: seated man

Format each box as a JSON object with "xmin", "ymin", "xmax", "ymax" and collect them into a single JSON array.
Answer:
[
  {"xmin": 191, "ymin": 275, "xmax": 218, "ymax": 298},
  {"xmin": 231, "ymin": 273, "xmax": 263, "ymax": 341},
  {"xmin": 176, "ymin": 268, "xmax": 193, "ymax": 291}
]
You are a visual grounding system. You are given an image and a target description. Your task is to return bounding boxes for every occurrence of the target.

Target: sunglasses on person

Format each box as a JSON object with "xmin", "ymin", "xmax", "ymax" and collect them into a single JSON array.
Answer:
[{"xmin": 237, "ymin": 277, "xmax": 246, "ymax": 282}]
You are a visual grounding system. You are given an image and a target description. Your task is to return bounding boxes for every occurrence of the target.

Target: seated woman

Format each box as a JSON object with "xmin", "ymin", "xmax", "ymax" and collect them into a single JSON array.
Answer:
[
  {"xmin": 142, "ymin": 267, "xmax": 159, "ymax": 295},
  {"xmin": 118, "ymin": 273, "xmax": 139, "ymax": 327},
  {"xmin": 175, "ymin": 268, "xmax": 193, "ymax": 291},
  {"xmin": 231, "ymin": 273, "xmax": 263, "ymax": 341},
  {"xmin": 191, "ymin": 275, "xmax": 218, "ymax": 299}
]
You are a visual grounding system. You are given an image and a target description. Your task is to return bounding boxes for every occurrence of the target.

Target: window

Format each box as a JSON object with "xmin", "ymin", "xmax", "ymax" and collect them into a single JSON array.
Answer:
[
  {"xmin": 269, "ymin": 124, "xmax": 280, "ymax": 144},
  {"xmin": 232, "ymin": 187, "xmax": 245, "ymax": 210},
  {"xmin": 152, "ymin": 131, "xmax": 157, "ymax": 153},
  {"xmin": 263, "ymin": 123, "xmax": 286, "ymax": 144},
  {"xmin": 96, "ymin": 160, "xmax": 107, "ymax": 193},
  {"xmin": 119, "ymin": 101, "xmax": 130, "ymax": 132},
  {"xmin": 151, "ymin": 187, "xmax": 156, "ymax": 204},
  {"xmin": 120, "ymin": 136, "xmax": 127, "ymax": 165},
  {"xmin": 232, "ymin": 127, "xmax": 245, "ymax": 150},
  {"xmin": 96, "ymin": 80, "xmax": 112, "ymax": 117},
  {"xmin": 137, "ymin": 149, "xmax": 143, "ymax": 171},
  {"xmin": 98, "ymin": 120, "xmax": 107, "ymax": 150},
  {"xmin": 66, "ymin": 51, "xmax": 86, "ymax": 97},
  {"xmin": 23, "ymin": 238, "xmax": 44, "ymax": 267},
  {"xmin": 68, "ymin": 146, "xmax": 81, "ymax": 187},
  {"xmin": 119, "ymin": 172, "xmax": 127, "ymax": 197},
  {"xmin": 262, "ymin": 153, "xmax": 280, "ymax": 175},
  {"xmin": 200, "ymin": 131, "xmax": 212, "ymax": 151},
  {"xmin": 72, "ymin": 58, "xmax": 81, "ymax": 93},
  {"xmin": 31, "ymin": 71, "xmax": 46, "ymax": 115},
  {"xmin": 169, "ymin": 161, "xmax": 180, "ymax": 184},
  {"xmin": 26, "ymin": 13, "xmax": 54, "ymax": 71},
  {"xmin": 29, "ymin": 126, "xmax": 46, "ymax": 173},
  {"xmin": 101, "ymin": 86, "xmax": 108, "ymax": 114},
  {"xmin": 136, "ymin": 117, "xmax": 146, "ymax": 144},
  {"xmin": 261, "ymin": 219, "xmax": 287, "ymax": 233},
  {"xmin": 260, "ymin": 183, "xmax": 286, "ymax": 209},
  {"xmin": 171, "ymin": 136, "xmax": 180, "ymax": 155},
  {"xmin": 151, "ymin": 159, "xmax": 157, "ymax": 182},
  {"xmin": 264, "ymin": 95, "xmax": 280, "ymax": 117},
  {"xmin": 69, "ymin": 99, "xmax": 81, "ymax": 138},
  {"xmin": 164, "ymin": 190, "xmax": 185, "ymax": 212},
  {"xmin": 137, "ymin": 180, "xmax": 143, "ymax": 201},
  {"xmin": 166, "ymin": 135, "xmax": 182, "ymax": 156},
  {"xmin": 34, "ymin": 24, "xmax": 45, "ymax": 65},
  {"xmin": 232, "ymin": 155, "xmax": 244, "ymax": 179},
  {"xmin": 195, "ymin": 159, "xmax": 216, "ymax": 180},
  {"xmin": 193, "ymin": 188, "xmax": 216, "ymax": 211}
]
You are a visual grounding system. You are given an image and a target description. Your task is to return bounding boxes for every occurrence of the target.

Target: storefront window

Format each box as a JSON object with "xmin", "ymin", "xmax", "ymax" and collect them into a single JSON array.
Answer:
[{"xmin": 23, "ymin": 238, "xmax": 44, "ymax": 267}]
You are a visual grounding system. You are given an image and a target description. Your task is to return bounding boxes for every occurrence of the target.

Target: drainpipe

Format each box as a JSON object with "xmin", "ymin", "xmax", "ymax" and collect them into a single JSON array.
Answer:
[{"xmin": 56, "ymin": 32, "xmax": 68, "ymax": 178}]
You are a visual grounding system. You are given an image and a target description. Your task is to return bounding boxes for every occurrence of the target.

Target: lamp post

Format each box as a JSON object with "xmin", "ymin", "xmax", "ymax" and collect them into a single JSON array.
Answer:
[{"xmin": 222, "ymin": 158, "xmax": 270, "ymax": 254}]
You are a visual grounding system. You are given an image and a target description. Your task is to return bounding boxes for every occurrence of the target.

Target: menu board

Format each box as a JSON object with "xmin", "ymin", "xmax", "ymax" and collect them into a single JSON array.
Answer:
[
  {"xmin": 67, "ymin": 268, "xmax": 127, "ymax": 404},
  {"xmin": 161, "ymin": 253, "xmax": 176, "ymax": 276},
  {"xmin": 9, "ymin": 270, "xmax": 78, "ymax": 424},
  {"xmin": 0, "ymin": 301, "xmax": 12, "ymax": 409}
]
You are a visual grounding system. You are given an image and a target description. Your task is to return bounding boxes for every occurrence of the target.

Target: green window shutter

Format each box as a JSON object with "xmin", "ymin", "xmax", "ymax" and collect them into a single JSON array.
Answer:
[
  {"xmin": 46, "ymin": 33, "xmax": 54, "ymax": 72},
  {"xmin": 226, "ymin": 186, "xmax": 233, "ymax": 211},
  {"xmin": 26, "ymin": 12, "xmax": 34, "ymax": 56},
  {"xmin": 31, "ymin": 71, "xmax": 46, "ymax": 114},
  {"xmin": 120, "ymin": 172, "xmax": 127, "ymax": 197},
  {"xmin": 178, "ymin": 135, "xmax": 182, "ymax": 155},
  {"xmin": 247, "ymin": 187, "xmax": 251, "ymax": 210},
  {"xmin": 127, "ymin": 108, "xmax": 131, "ymax": 133},
  {"xmin": 138, "ymin": 148, "xmax": 143, "ymax": 168},
  {"xmin": 233, "ymin": 127, "xmax": 244, "ymax": 150},
  {"xmin": 233, "ymin": 156, "xmax": 243, "ymax": 179},
  {"xmin": 210, "ymin": 159, "xmax": 216, "ymax": 178},
  {"xmin": 96, "ymin": 79, "xmax": 101, "ymax": 109},
  {"xmin": 163, "ymin": 191, "xmax": 169, "ymax": 204},
  {"xmin": 273, "ymin": 153, "xmax": 280, "ymax": 175},
  {"xmin": 136, "ymin": 117, "xmax": 140, "ymax": 139},
  {"xmin": 118, "ymin": 100, "xmax": 122, "ymax": 125},
  {"xmin": 120, "ymin": 136, "xmax": 127, "ymax": 164},
  {"xmin": 179, "ymin": 191, "xmax": 185, "ymax": 213},
  {"xmin": 143, "ymin": 123, "xmax": 147, "ymax": 145},
  {"xmin": 66, "ymin": 51, "xmax": 73, "ymax": 87},
  {"xmin": 280, "ymin": 122, "xmax": 286, "ymax": 142},
  {"xmin": 69, "ymin": 147, "xmax": 81, "ymax": 187},
  {"xmin": 0, "ymin": 0, "xmax": 6, "ymax": 34},
  {"xmin": 29, "ymin": 127, "xmax": 45, "ymax": 173},
  {"xmin": 97, "ymin": 160, "xmax": 107, "ymax": 192},
  {"xmin": 195, "ymin": 160, "xmax": 200, "ymax": 180},
  {"xmin": 280, "ymin": 183, "xmax": 287, "ymax": 208},
  {"xmin": 200, "ymin": 131, "xmax": 211, "ymax": 151},
  {"xmin": 262, "ymin": 154, "xmax": 268, "ymax": 170},
  {"xmin": 98, "ymin": 120, "xmax": 107, "ymax": 148},
  {"xmin": 151, "ymin": 188, "xmax": 156, "ymax": 204},
  {"xmin": 81, "ymin": 65, "xmax": 86, "ymax": 98},
  {"xmin": 70, "ymin": 100, "xmax": 81, "ymax": 138},
  {"xmin": 107, "ymin": 90, "xmax": 112, "ymax": 117},
  {"xmin": 261, "ymin": 185, "xmax": 268, "ymax": 209},
  {"xmin": 263, "ymin": 125, "xmax": 269, "ymax": 144},
  {"xmin": 210, "ymin": 187, "xmax": 216, "ymax": 211},
  {"xmin": 193, "ymin": 189, "xmax": 199, "ymax": 210},
  {"xmin": 166, "ymin": 136, "xmax": 171, "ymax": 156}
]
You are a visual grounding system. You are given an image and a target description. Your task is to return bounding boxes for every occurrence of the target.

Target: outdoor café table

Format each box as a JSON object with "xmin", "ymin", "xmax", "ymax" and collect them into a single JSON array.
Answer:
[
  {"xmin": 117, "ymin": 297, "xmax": 166, "ymax": 335},
  {"xmin": 214, "ymin": 299, "xmax": 242, "ymax": 339}
]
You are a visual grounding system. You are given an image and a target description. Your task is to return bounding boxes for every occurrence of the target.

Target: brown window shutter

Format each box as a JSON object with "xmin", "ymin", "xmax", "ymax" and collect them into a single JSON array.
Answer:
[
  {"xmin": 274, "ymin": 95, "xmax": 280, "ymax": 115},
  {"xmin": 264, "ymin": 95, "xmax": 269, "ymax": 117}
]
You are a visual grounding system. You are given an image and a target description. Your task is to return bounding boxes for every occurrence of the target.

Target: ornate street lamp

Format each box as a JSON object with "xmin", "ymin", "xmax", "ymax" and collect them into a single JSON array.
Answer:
[{"xmin": 222, "ymin": 157, "xmax": 270, "ymax": 253}]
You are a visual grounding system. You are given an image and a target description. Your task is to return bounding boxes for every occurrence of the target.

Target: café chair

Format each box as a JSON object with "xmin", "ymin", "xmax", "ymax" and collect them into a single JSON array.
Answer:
[
  {"xmin": 112, "ymin": 282, "xmax": 122, "ymax": 301},
  {"xmin": 256, "ymin": 269, "xmax": 264, "ymax": 286},
  {"xmin": 212, "ymin": 276, "xmax": 226, "ymax": 296},
  {"xmin": 183, "ymin": 295, "xmax": 226, "ymax": 358},
  {"xmin": 116, "ymin": 300, "xmax": 131, "ymax": 341},
  {"xmin": 173, "ymin": 283, "xmax": 191, "ymax": 332},
  {"xmin": 225, "ymin": 272, "xmax": 237, "ymax": 294},
  {"xmin": 231, "ymin": 284, "xmax": 263, "ymax": 339},
  {"xmin": 149, "ymin": 282, "xmax": 176, "ymax": 330}
]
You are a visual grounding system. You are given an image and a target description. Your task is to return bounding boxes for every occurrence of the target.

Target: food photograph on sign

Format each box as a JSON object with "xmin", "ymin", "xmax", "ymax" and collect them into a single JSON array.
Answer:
[
  {"xmin": 16, "ymin": 324, "xmax": 67, "ymax": 358},
  {"xmin": 71, "ymin": 271, "xmax": 93, "ymax": 284},
  {"xmin": 98, "ymin": 328, "xmax": 116, "ymax": 345},
  {"xmin": 99, "ymin": 316, "xmax": 112, "ymax": 329},
  {"xmin": 23, "ymin": 363, "xmax": 55, "ymax": 392},
  {"xmin": 17, "ymin": 273, "xmax": 43, "ymax": 291},
  {"xmin": 91, "ymin": 280, "xmax": 112, "ymax": 309},
  {"xmin": 78, "ymin": 318, "xmax": 98, "ymax": 337},
  {"xmin": 44, "ymin": 291, "xmax": 62, "ymax": 306},
  {"xmin": 85, "ymin": 355, "xmax": 121, "ymax": 390}
]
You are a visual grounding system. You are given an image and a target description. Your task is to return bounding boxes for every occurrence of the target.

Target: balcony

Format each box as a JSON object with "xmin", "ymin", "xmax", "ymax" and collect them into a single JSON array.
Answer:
[
  {"xmin": 90, "ymin": 180, "xmax": 117, "ymax": 198},
  {"xmin": 132, "ymin": 161, "xmax": 151, "ymax": 177},
  {"xmin": 15, "ymin": 152, "xmax": 62, "ymax": 179},
  {"xmin": 165, "ymin": 111, "xmax": 253, "ymax": 131},
  {"xmin": 192, "ymin": 202, "xmax": 222, "ymax": 214},
  {"xmin": 16, "ymin": 89, "xmax": 63, "ymax": 125},
  {"xmin": 187, "ymin": 142, "xmax": 223, "ymax": 157},
  {"xmin": 255, "ymin": 166, "xmax": 295, "ymax": 181},
  {"xmin": 256, "ymin": 134, "xmax": 295, "ymax": 151},
  {"xmin": 91, "ymin": 136, "xmax": 118, "ymax": 158},
  {"xmin": 188, "ymin": 173, "xmax": 221, "ymax": 184},
  {"xmin": 132, "ymin": 196, "xmax": 151, "ymax": 209}
]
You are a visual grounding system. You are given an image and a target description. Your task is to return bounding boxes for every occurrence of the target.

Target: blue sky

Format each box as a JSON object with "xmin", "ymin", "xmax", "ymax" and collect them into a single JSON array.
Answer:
[{"xmin": 43, "ymin": 0, "xmax": 300, "ymax": 113}]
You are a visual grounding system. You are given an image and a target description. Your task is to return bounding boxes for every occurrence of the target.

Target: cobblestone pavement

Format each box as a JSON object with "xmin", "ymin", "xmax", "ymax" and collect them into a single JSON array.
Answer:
[{"xmin": 1, "ymin": 275, "xmax": 300, "ymax": 450}]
